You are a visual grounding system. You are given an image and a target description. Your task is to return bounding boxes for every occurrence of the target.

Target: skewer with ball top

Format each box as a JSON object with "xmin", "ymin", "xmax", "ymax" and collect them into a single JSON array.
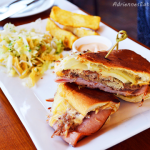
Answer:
[{"xmin": 105, "ymin": 30, "xmax": 128, "ymax": 58}]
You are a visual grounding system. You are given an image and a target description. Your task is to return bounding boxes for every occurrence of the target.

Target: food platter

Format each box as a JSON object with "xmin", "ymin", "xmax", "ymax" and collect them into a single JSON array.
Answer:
[{"xmin": 0, "ymin": 0, "xmax": 150, "ymax": 149}]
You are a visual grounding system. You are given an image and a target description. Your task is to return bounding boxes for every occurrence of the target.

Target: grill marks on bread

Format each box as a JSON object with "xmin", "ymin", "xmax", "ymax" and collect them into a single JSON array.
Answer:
[{"xmin": 79, "ymin": 50, "xmax": 150, "ymax": 73}]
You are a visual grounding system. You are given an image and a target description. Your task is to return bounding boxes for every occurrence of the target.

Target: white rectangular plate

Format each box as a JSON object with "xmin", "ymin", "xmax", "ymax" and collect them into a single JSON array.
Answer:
[{"xmin": 0, "ymin": 0, "xmax": 150, "ymax": 150}]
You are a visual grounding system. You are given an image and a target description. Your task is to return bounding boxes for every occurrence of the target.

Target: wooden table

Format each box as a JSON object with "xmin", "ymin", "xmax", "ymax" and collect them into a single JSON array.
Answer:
[{"xmin": 0, "ymin": 4, "xmax": 150, "ymax": 150}]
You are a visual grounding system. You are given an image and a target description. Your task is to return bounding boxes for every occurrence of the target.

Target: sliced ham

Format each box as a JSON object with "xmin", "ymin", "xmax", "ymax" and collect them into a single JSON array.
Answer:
[
  {"xmin": 55, "ymin": 77, "xmax": 148, "ymax": 96},
  {"xmin": 60, "ymin": 132, "xmax": 85, "ymax": 147},
  {"xmin": 52, "ymin": 109, "xmax": 111, "ymax": 146},
  {"xmin": 76, "ymin": 109, "xmax": 111, "ymax": 134}
]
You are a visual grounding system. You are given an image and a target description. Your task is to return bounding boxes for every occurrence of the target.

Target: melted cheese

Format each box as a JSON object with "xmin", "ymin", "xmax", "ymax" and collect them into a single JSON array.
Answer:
[
  {"xmin": 50, "ymin": 92, "xmax": 84, "ymax": 126},
  {"xmin": 57, "ymin": 56, "xmax": 137, "ymax": 84}
]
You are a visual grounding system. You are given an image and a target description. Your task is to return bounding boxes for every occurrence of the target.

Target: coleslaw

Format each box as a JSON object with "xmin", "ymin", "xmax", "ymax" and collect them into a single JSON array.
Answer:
[{"xmin": 0, "ymin": 23, "xmax": 64, "ymax": 87}]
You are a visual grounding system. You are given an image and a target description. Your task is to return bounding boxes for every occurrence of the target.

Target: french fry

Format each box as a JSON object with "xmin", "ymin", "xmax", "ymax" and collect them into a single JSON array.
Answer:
[
  {"xmin": 46, "ymin": 18, "xmax": 78, "ymax": 49},
  {"xmin": 50, "ymin": 6, "xmax": 100, "ymax": 30},
  {"xmin": 29, "ymin": 67, "xmax": 42, "ymax": 87},
  {"xmin": 19, "ymin": 69, "xmax": 30, "ymax": 79},
  {"xmin": 29, "ymin": 68, "xmax": 36, "ymax": 87},
  {"xmin": 63, "ymin": 26, "xmax": 99, "ymax": 38},
  {"xmin": 20, "ymin": 54, "xmax": 28, "ymax": 70},
  {"xmin": 13, "ymin": 57, "xmax": 23, "ymax": 75},
  {"xmin": 27, "ymin": 37, "xmax": 34, "ymax": 49},
  {"xmin": 44, "ymin": 34, "xmax": 52, "ymax": 43},
  {"xmin": 2, "ymin": 45, "xmax": 7, "ymax": 51},
  {"xmin": 0, "ymin": 58, "xmax": 4, "ymax": 63}
]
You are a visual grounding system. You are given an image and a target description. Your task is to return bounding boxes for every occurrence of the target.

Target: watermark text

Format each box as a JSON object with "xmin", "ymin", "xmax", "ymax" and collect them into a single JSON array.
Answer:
[{"xmin": 113, "ymin": 2, "xmax": 149, "ymax": 7}]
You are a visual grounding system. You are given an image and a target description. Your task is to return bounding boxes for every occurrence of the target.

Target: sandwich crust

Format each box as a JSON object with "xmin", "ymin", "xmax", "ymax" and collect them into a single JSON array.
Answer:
[
  {"xmin": 49, "ymin": 83, "xmax": 120, "ymax": 146},
  {"xmin": 144, "ymin": 86, "xmax": 150, "ymax": 101},
  {"xmin": 55, "ymin": 49, "xmax": 150, "ymax": 86},
  {"xmin": 116, "ymin": 86, "xmax": 150, "ymax": 102},
  {"xmin": 78, "ymin": 50, "xmax": 150, "ymax": 74},
  {"xmin": 58, "ymin": 83, "xmax": 120, "ymax": 116},
  {"xmin": 116, "ymin": 94, "xmax": 144, "ymax": 103}
]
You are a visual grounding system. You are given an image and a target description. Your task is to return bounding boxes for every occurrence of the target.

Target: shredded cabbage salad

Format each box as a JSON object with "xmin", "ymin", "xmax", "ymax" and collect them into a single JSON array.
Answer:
[{"xmin": 0, "ymin": 23, "xmax": 64, "ymax": 87}]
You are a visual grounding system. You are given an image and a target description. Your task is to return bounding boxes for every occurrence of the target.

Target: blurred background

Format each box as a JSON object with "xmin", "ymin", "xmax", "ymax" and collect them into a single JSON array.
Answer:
[{"xmin": 68, "ymin": 0, "xmax": 137, "ymax": 40}]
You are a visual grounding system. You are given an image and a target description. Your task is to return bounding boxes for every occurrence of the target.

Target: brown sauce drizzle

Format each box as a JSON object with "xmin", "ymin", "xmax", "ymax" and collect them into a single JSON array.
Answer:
[
  {"xmin": 46, "ymin": 98, "xmax": 54, "ymax": 102},
  {"xmin": 139, "ymin": 99, "xmax": 144, "ymax": 107}
]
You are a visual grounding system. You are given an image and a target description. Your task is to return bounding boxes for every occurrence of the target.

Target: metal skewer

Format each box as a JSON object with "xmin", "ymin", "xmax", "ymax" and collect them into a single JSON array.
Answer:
[{"xmin": 105, "ymin": 30, "xmax": 128, "ymax": 58}]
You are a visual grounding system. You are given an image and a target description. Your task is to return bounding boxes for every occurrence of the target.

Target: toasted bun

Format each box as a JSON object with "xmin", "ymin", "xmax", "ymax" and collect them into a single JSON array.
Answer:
[
  {"xmin": 116, "ymin": 86, "xmax": 150, "ymax": 102},
  {"xmin": 55, "ymin": 50, "xmax": 150, "ymax": 85},
  {"xmin": 144, "ymin": 88, "xmax": 150, "ymax": 101},
  {"xmin": 116, "ymin": 94, "xmax": 144, "ymax": 103},
  {"xmin": 78, "ymin": 50, "xmax": 150, "ymax": 83},
  {"xmin": 78, "ymin": 50, "xmax": 150, "ymax": 74},
  {"xmin": 56, "ymin": 83, "xmax": 120, "ymax": 116}
]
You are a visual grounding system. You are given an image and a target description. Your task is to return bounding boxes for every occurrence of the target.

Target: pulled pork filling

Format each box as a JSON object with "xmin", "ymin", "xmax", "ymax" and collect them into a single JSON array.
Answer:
[
  {"xmin": 62, "ymin": 69, "xmax": 141, "ymax": 91},
  {"xmin": 50, "ymin": 108, "xmax": 84, "ymax": 138},
  {"xmin": 49, "ymin": 107, "xmax": 112, "ymax": 140}
]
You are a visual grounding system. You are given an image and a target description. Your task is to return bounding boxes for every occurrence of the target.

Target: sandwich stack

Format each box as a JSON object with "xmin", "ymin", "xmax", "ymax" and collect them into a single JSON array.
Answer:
[
  {"xmin": 48, "ymin": 49, "xmax": 150, "ymax": 146},
  {"xmin": 48, "ymin": 83, "xmax": 120, "ymax": 146},
  {"xmin": 46, "ymin": 6, "xmax": 150, "ymax": 147}
]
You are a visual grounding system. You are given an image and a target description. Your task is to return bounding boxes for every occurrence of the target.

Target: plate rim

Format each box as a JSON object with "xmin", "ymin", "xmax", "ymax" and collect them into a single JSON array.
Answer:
[
  {"xmin": 1, "ymin": 0, "xmax": 150, "ymax": 149},
  {"xmin": 10, "ymin": 0, "xmax": 54, "ymax": 18}
]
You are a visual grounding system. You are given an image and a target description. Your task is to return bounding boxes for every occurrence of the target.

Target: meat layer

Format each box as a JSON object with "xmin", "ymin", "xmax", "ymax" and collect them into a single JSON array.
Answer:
[
  {"xmin": 55, "ymin": 77, "xmax": 148, "ymax": 96},
  {"xmin": 62, "ymin": 70, "xmax": 141, "ymax": 90},
  {"xmin": 56, "ymin": 69, "xmax": 148, "ymax": 96},
  {"xmin": 52, "ymin": 109, "xmax": 111, "ymax": 146}
]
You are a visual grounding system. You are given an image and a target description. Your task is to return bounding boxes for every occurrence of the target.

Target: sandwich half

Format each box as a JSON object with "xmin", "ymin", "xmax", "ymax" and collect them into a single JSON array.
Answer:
[
  {"xmin": 48, "ymin": 83, "xmax": 120, "ymax": 146},
  {"xmin": 55, "ymin": 50, "xmax": 150, "ymax": 102}
]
